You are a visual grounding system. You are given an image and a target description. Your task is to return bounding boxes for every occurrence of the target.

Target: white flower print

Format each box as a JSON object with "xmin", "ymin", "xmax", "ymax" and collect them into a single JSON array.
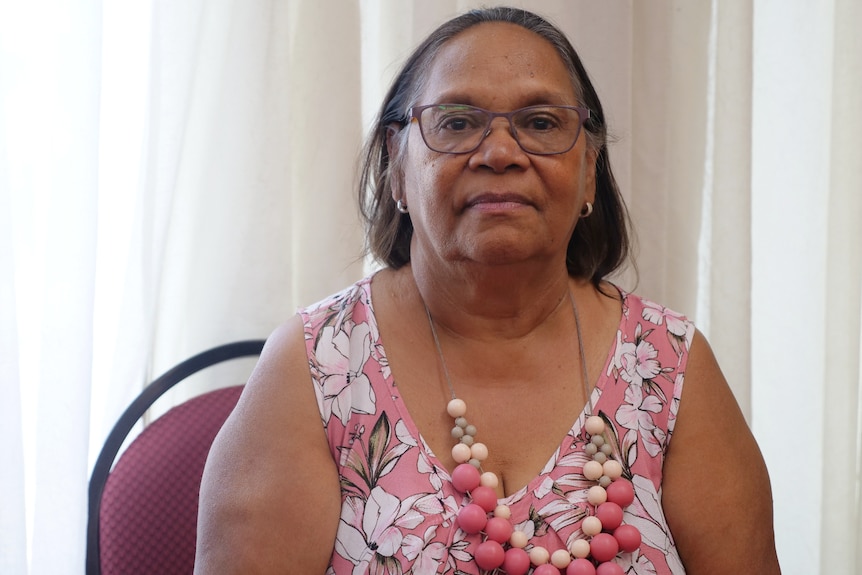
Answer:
[
  {"xmin": 446, "ymin": 528, "xmax": 473, "ymax": 570},
  {"xmin": 613, "ymin": 331, "xmax": 662, "ymax": 386},
  {"xmin": 335, "ymin": 487, "xmax": 425, "ymax": 574},
  {"xmin": 316, "ymin": 321, "xmax": 376, "ymax": 426},
  {"xmin": 617, "ymin": 385, "xmax": 661, "ymax": 432},
  {"xmin": 624, "ymin": 476, "xmax": 686, "ymax": 574},
  {"xmin": 616, "ymin": 384, "xmax": 666, "ymax": 457},
  {"xmin": 416, "ymin": 449, "xmax": 443, "ymax": 492},
  {"xmin": 641, "ymin": 300, "xmax": 689, "ymax": 338},
  {"xmin": 395, "ymin": 419, "xmax": 417, "ymax": 447},
  {"xmin": 617, "ymin": 548, "xmax": 658, "ymax": 575},
  {"xmin": 538, "ymin": 495, "xmax": 589, "ymax": 534},
  {"xmin": 402, "ymin": 525, "xmax": 448, "ymax": 575}
]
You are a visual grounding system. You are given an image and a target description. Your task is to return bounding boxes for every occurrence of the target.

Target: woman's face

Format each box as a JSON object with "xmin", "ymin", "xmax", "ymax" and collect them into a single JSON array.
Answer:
[{"xmin": 396, "ymin": 22, "xmax": 596, "ymax": 272}]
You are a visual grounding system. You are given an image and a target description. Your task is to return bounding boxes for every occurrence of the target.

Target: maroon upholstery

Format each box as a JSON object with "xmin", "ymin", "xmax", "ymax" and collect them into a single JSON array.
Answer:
[{"xmin": 98, "ymin": 385, "xmax": 243, "ymax": 574}]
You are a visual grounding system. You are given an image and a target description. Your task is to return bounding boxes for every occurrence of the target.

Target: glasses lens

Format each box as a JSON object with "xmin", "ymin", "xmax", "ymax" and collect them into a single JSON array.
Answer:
[
  {"xmin": 415, "ymin": 105, "xmax": 586, "ymax": 155},
  {"xmin": 417, "ymin": 105, "xmax": 489, "ymax": 153},
  {"xmin": 512, "ymin": 106, "xmax": 582, "ymax": 154}
]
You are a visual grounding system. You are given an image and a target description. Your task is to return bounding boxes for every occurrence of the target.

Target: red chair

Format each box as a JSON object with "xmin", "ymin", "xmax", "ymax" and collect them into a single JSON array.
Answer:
[{"xmin": 86, "ymin": 340, "xmax": 266, "ymax": 575}]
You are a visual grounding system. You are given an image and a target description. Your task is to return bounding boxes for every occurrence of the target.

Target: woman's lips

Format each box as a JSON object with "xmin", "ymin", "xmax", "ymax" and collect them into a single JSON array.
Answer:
[{"xmin": 466, "ymin": 193, "xmax": 533, "ymax": 209}]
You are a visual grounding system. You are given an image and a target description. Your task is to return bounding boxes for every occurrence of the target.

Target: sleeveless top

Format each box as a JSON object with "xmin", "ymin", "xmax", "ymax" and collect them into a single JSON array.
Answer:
[{"xmin": 300, "ymin": 275, "xmax": 693, "ymax": 575}]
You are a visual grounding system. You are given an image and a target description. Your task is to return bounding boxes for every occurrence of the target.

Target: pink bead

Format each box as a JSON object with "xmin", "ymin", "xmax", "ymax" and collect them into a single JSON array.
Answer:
[
  {"xmin": 534, "ymin": 564, "xmax": 562, "ymax": 575},
  {"xmin": 566, "ymin": 558, "xmax": 597, "ymax": 575},
  {"xmin": 503, "ymin": 547, "xmax": 532, "ymax": 575},
  {"xmin": 485, "ymin": 516, "xmax": 514, "ymax": 543},
  {"xmin": 475, "ymin": 540, "xmax": 506, "ymax": 570},
  {"xmin": 606, "ymin": 479, "xmax": 634, "ymax": 508},
  {"xmin": 613, "ymin": 524, "xmax": 642, "ymax": 553},
  {"xmin": 457, "ymin": 503, "xmax": 488, "ymax": 534},
  {"xmin": 590, "ymin": 533, "xmax": 620, "ymax": 563},
  {"xmin": 596, "ymin": 561, "xmax": 625, "ymax": 575},
  {"xmin": 451, "ymin": 463, "xmax": 481, "ymax": 493},
  {"xmin": 596, "ymin": 502, "xmax": 623, "ymax": 531},
  {"xmin": 471, "ymin": 485, "xmax": 498, "ymax": 512}
]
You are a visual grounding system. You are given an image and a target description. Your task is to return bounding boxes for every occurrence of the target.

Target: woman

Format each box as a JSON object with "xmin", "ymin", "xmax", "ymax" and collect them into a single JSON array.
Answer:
[{"xmin": 195, "ymin": 7, "xmax": 780, "ymax": 575}]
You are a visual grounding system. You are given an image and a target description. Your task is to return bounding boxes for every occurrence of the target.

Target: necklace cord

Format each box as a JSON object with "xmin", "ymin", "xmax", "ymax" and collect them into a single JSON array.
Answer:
[
  {"xmin": 422, "ymin": 290, "xmax": 591, "ymax": 410},
  {"xmin": 424, "ymin": 303, "xmax": 457, "ymax": 400}
]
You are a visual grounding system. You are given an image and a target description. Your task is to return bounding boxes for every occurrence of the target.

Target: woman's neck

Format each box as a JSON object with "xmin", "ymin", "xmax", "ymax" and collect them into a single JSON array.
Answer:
[{"xmin": 404, "ymin": 257, "xmax": 581, "ymax": 342}]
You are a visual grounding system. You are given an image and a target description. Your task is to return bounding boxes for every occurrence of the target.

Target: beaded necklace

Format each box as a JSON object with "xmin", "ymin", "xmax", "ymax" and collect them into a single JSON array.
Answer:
[{"xmin": 423, "ymin": 292, "xmax": 641, "ymax": 575}]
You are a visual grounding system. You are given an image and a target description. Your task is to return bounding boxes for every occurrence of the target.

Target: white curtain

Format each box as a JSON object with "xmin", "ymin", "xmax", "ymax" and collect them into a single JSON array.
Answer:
[{"xmin": 1, "ymin": 0, "xmax": 859, "ymax": 573}]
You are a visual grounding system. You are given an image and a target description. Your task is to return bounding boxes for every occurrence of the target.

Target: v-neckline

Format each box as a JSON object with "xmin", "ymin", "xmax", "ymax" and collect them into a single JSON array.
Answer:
[{"xmin": 362, "ymin": 275, "xmax": 625, "ymax": 503}]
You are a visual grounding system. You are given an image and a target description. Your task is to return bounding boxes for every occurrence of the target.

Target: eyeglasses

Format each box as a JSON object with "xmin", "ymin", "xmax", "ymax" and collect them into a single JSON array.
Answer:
[{"xmin": 409, "ymin": 104, "xmax": 590, "ymax": 156}]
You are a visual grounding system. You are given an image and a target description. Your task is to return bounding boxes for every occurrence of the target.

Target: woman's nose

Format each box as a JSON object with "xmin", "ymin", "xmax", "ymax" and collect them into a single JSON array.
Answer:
[{"xmin": 469, "ymin": 118, "xmax": 529, "ymax": 171}]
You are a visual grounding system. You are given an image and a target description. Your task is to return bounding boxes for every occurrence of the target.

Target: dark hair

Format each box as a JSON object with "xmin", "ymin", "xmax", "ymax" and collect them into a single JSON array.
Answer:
[{"xmin": 358, "ymin": 6, "xmax": 632, "ymax": 285}]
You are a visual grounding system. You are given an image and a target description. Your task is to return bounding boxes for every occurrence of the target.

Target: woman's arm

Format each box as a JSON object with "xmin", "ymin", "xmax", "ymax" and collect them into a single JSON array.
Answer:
[
  {"xmin": 661, "ymin": 330, "xmax": 781, "ymax": 574},
  {"xmin": 195, "ymin": 315, "xmax": 341, "ymax": 574}
]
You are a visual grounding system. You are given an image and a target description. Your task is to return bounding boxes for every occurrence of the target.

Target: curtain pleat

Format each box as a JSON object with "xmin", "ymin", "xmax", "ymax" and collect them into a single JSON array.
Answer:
[
  {"xmin": 820, "ymin": 0, "xmax": 862, "ymax": 571},
  {"xmin": 0, "ymin": 1, "xmax": 103, "ymax": 572}
]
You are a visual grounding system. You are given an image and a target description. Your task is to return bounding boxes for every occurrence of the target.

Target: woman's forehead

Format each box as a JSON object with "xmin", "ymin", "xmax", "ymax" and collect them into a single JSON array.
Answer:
[{"xmin": 419, "ymin": 22, "xmax": 577, "ymax": 105}]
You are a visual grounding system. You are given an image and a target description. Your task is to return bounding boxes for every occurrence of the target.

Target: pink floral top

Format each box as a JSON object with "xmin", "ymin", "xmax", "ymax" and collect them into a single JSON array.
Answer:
[{"xmin": 301, "ymin": 275, "xmax": 693, "ymax": 575}]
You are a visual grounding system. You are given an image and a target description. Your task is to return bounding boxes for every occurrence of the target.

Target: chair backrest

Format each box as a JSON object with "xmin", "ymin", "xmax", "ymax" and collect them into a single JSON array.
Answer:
[{"xmin": 86, "ymin": 339, "xmax": 266, "ymax": 575}]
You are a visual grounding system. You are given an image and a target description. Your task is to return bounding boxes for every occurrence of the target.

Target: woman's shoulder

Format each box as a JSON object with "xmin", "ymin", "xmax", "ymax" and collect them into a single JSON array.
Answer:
[
  {"xmin": 610, "ymin": 284, "xmax": 696, "ymax": 347},
  {"xmin": 300, "ymin": 274, "xmax": 375, "ymax": 318}
]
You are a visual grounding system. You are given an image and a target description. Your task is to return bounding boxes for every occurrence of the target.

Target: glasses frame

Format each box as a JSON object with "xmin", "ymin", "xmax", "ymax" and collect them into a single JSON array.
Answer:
[{"xmin": 408, "ymin": 103, "xmax": 591, "ymax": 156}]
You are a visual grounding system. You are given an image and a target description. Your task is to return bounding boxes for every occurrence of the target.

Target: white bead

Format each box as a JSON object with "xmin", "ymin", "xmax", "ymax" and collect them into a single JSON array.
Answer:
[
  {"xmin": 510, "ymin": 530, "xmax": 529, "ymax": 548},
  {"xmin": 447, "ymin": 398, "xmax": 467, "ymax": 418},
  {"xmin": 452, "ymin": 443, "xmax": 472, "ymax": 463},
  {"xmin": 551, "ymin": 549, "xmax": 572, "ymax": 568},
  {"xmin": 470, "ymin": 442, "xmax": 489, "ymax": 461},
  {"xmin": 529, "ymin": 546, "xmax": 550, "ymax": 565},
  {"xmin": 585, "ymin": 415, "xmax": 606, "ymax": 435},
  {"xmin": 583, "ymin": 460, "xmax": 604, "ymax": 480},
  {"xmin": 570, "ymin": 538, "xmax": 591, "ymax": 558},
  {"xmin": 603, "ymin": 459, "xmax": 623, "ymax": 479},
  {"xmin": 582, "ymin": 516, "xmax": 602, "ymax": 536},
  {"xmin": 494, "ymin": 504, "xmax": 511, "ymax": 519},
  {"xmin": 587, "ymin": 485, "xmax": 608, "ymax": 505},
  {"xmin": 480, "ymin": 471, "xmax": 499, "ymax": 488}
]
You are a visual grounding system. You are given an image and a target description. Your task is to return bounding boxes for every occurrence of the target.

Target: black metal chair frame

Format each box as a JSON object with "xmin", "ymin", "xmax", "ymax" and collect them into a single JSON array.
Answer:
[{"xmin": 86, "ymin": 339, "xmax": 266, "ymax": 575}]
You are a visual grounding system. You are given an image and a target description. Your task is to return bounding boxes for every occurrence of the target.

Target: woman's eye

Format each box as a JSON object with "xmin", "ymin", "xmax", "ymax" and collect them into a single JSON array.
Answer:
[
  {"xmin": 527, "ymin": 116, "xmax": 559, "ymax": 131},
  {"xmin": 441, "ymin": 116, "xmax": 477, "ymax": 131}
]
